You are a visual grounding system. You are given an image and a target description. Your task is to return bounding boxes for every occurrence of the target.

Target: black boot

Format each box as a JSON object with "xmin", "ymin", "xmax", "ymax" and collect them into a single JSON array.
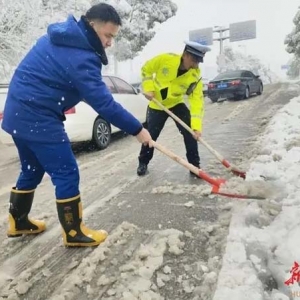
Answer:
[
  {"xmin": 7, "ymin": 188, "xmax": 46, "ymax": 237},
  {"xmin": 56, "ymin": 195, "xmax": 107, "ymax": 247},
  {"xmin": 137, "ymin": 163, "xmax": 148, "ymax": 176},
  {"xmin": 190, "ymin": 163, "xmax": 201, "ymax": 178}
]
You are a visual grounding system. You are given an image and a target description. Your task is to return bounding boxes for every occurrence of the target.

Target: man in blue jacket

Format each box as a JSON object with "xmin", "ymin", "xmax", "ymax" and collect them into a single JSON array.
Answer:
[{"xmin": 1, "ymin": 3, "xmax": 152, "ymax": 247}]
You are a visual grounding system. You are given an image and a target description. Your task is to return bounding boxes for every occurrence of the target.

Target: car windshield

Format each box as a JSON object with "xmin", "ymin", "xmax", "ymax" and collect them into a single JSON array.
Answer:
[{"xmin": 214, "ymin": 71, "xmax": 243, "ymax": 80}]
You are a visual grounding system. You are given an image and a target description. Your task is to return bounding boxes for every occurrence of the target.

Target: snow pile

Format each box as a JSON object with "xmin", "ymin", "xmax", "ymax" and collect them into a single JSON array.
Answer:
[
  {"xmin": 218, "ymin": 177, "xmax": 277, "ymax": 200},
  {"xmin": 103, "ymin": 229, "xmax": 184, "ymax": 300},
  {"xmin": 213, "ymin": 94, "xmax": 300, "ymax": 300},
  {"xmin": 48, "ymin": 222, "xmax": 185, "ymax": 300}
]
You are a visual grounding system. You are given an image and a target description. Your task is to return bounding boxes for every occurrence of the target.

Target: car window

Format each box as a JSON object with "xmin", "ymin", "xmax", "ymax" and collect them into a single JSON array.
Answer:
[
  {"xmin": 102, "ymin": 76, "xmax": 117, "ymax": 94},
  {"xmin": 245, "ymin": 71, "xmax": 254, "ymax": 78},
  {"xmin": 214, "ymin": 70, "xmax": 243, "ymax": 80},
  {"xmin": 112, "ymin": 77, "xmax": 136, "ymax": 94}
]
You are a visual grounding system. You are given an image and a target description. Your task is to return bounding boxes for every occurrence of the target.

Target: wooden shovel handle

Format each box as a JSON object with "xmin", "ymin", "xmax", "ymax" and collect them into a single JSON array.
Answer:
[
  {"xmin": 151, "ymin": 98, "xmax": 245, "ymax": 176},
  {"xmin": 151, "ymin": 141, "xmax": 223, "ymax": 187}
]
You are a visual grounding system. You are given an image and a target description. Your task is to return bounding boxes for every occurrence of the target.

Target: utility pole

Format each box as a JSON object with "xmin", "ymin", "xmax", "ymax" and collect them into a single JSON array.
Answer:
[
  {"xmin": 213, "ymin": 26, "xmax": 229, "ymax": 54},
  {"xmin": 213, "ymin": 26, "xmax": 229, "ymax": 72}
]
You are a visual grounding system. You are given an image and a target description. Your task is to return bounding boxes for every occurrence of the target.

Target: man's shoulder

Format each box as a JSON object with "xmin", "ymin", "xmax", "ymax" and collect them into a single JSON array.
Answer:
[
  {"xmin": 161, "ymin": 52, "xmax": 180, "ymax": 59},
  {"xmin": 48, "ymin": 37, "xmax": 101, "ymax": 67},
  {"xmin": 149, "ymin": 52, "xmax": 180, "ymax": 60},
  {"xmin": 165, "ymin": 52, "xmax": 180, "ymax": 57}
]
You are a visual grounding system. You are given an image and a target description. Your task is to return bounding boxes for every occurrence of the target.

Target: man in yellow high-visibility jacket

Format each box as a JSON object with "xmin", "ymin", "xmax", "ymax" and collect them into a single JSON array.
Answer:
[{"xmin": 137, "ymin": 41, "xmax": 211, "ymax": 176}]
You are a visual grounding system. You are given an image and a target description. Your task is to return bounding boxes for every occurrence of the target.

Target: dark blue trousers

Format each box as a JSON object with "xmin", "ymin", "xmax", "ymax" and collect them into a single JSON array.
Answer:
[
  {"xmin": 139, "ymin": 103, "xmax": 200, "ymax": 167},
  {"xmin": 13, "ymin": 138, "xmax": 79, "ymax": 199}
]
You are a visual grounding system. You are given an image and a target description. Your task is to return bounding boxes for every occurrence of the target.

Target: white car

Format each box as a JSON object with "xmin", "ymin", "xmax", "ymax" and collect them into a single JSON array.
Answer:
[
  {"xmin": 0, "ymin": 84, "xmax": 7, "ymax": 117},
  {"xmin": 0, "ymin": 76, "xmax": 149, "ymax": 149},
  {"xmin": 0, "ymin": 84, "xmax": 10, "ymax": 145}
]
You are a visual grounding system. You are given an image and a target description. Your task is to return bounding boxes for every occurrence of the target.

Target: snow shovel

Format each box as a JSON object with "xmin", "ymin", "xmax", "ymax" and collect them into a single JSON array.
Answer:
[
  {"xmin": 150, "ymin": 97, "xmax": 246, "ymax": 179},
  {"xmin": 151, "ymin": 141, "xmax": 265, "ymax": 200}
]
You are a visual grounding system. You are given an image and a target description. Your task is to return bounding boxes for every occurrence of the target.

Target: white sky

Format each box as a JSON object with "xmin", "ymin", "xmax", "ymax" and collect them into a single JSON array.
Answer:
[{"xmin": 117, "ymin": 0, "xmax": 299, "ymax": 82}]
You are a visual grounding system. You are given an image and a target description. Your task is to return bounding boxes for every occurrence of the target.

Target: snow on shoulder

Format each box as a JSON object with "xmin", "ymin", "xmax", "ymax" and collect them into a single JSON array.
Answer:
[{"xmin": 213, "ymin": 91, "xmax": 300, "ymax": 300}]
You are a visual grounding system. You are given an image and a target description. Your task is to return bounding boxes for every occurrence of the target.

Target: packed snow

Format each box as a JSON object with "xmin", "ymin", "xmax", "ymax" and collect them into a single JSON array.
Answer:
[{"xmin": 213, "ymin": 93, "xmax": 300, "ymax": 300}]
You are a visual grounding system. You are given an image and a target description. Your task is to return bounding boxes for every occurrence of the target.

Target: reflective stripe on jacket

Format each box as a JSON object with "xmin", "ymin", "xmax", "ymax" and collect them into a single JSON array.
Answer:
[{"xmin": 141, "ymin": 53, "xmax": 204, "ymax": 131}]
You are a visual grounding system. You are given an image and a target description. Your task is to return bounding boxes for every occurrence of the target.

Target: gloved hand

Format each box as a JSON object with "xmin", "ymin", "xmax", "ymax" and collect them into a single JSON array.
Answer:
[
  {"xmin": 193, "ymin": 130, "xmax": 201, "ymax": 140},
  {"xmin": 143, "ymin": 92, "xmax": 155, "ymax": 101},
  {"xmin": 136, "ymin": 128, "xmax": 153, "ymax": 147}
]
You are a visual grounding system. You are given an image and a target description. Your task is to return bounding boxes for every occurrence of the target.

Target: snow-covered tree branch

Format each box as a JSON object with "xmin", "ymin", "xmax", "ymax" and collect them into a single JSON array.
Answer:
[
  {"xmin": 99, "ymin": 0, "xmax": 178, "ymax": 61},
  {"xmin": 0, "ymin": 0, "xmax": 45, "ymax": 81},
  {"xmin": 284, "ymin": 8, "xmax": 300, "ymax": 79},
  {"xmin": 285, "ymin": 9, "xmax": 300, "ymax": 57},
  {"xmin": 0, "ymin": 0, "xmax": 177, "ymax": 81},
  {"xmin": 217, "ymin": 47, "xmax": 279, "ymax": 84}
]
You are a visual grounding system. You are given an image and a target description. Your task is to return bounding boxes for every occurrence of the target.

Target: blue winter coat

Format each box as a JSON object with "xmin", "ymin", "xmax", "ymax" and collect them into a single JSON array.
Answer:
[{"xmin": 1, "ymin": 15, "xmax": 142, "ymax": 143}]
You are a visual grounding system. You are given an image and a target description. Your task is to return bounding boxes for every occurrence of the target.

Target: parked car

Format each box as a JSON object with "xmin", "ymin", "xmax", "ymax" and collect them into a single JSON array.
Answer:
[
  {"xmin": 131, "ymin": 82, "xmax": 142, "ymax": 93},
  {"xmin": 0, "ymin": 76, "xmax": 149, "ymax": 149},
  {"xmin": 207, "ymin": 70, "xmax": 263, "ymax": 103},
  {"xmin": 0, "ymin": 83, "xmax": 10, "ymax": 145},
  {"xmin": 0, "ymin": 83, "xmax": 8, "ymax": 120}
]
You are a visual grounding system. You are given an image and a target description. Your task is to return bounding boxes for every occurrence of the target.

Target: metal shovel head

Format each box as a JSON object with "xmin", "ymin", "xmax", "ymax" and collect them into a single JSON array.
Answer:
[
  {"xmin": 211, "ymin": 184, "xmax": 266, "ymax": 200},
  {"xmin": 196, "ymin": 168, "xmax": 264, "ymax": 200}
]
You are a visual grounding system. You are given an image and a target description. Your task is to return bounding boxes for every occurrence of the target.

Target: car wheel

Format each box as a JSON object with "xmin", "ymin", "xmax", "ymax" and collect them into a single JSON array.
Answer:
[
  {"xmin": 92, "ymin": 117, "xmax": 111, "ymax": 150},
  {"xmin": 244, "ymin": 87, "xmax": 250, "ymax": 99},
  {"xmin": 257, "ymin": 84, "xmax": 263, "ymax": 95}
]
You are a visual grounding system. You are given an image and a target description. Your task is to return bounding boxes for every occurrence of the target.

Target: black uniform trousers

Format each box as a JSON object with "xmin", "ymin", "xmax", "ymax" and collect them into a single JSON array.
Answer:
[{"xmin": 138, "ymin": 103, "xmax": 200, "ymax": 167}]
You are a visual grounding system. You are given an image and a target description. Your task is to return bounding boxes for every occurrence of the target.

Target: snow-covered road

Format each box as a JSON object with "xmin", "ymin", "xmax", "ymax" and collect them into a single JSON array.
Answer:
[{"xmin": 0, "ymin": 81, "xmax": 298, "ymax": 300}]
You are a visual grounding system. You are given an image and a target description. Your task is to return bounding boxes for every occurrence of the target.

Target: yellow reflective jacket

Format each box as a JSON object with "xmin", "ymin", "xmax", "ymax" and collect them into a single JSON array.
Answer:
[{"xmin": 141, "ymin": 53, "xmax": 204, "ymax": 131}]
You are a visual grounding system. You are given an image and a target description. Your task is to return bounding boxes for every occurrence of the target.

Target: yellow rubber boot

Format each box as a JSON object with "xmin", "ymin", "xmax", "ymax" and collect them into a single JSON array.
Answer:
[
  {"xmin": 56, "ymin": 195, "xmax": 108, "ymax": 247},
  {"xmin": 7, "ymin": 188, "xmax": 46, "ymax": 237}
]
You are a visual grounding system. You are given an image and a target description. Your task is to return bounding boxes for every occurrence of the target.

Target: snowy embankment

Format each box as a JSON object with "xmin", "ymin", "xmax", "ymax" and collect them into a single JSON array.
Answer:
[{"xmin": 213, "ymin": 90, "xmax": 300, "ymax": 300}]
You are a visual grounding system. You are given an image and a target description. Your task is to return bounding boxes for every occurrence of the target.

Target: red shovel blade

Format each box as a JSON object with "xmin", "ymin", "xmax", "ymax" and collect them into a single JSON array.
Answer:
[
  {"xmin": 196, "ymin": 167, "xmax": 265, "ymax": 200},
  {"xmin": 211, "ymin": 184, "xmax": 266, "ymax": 200},
  {"xmin": 197, "ymin": 170, "xmax": 226, "ymax": 187}
]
